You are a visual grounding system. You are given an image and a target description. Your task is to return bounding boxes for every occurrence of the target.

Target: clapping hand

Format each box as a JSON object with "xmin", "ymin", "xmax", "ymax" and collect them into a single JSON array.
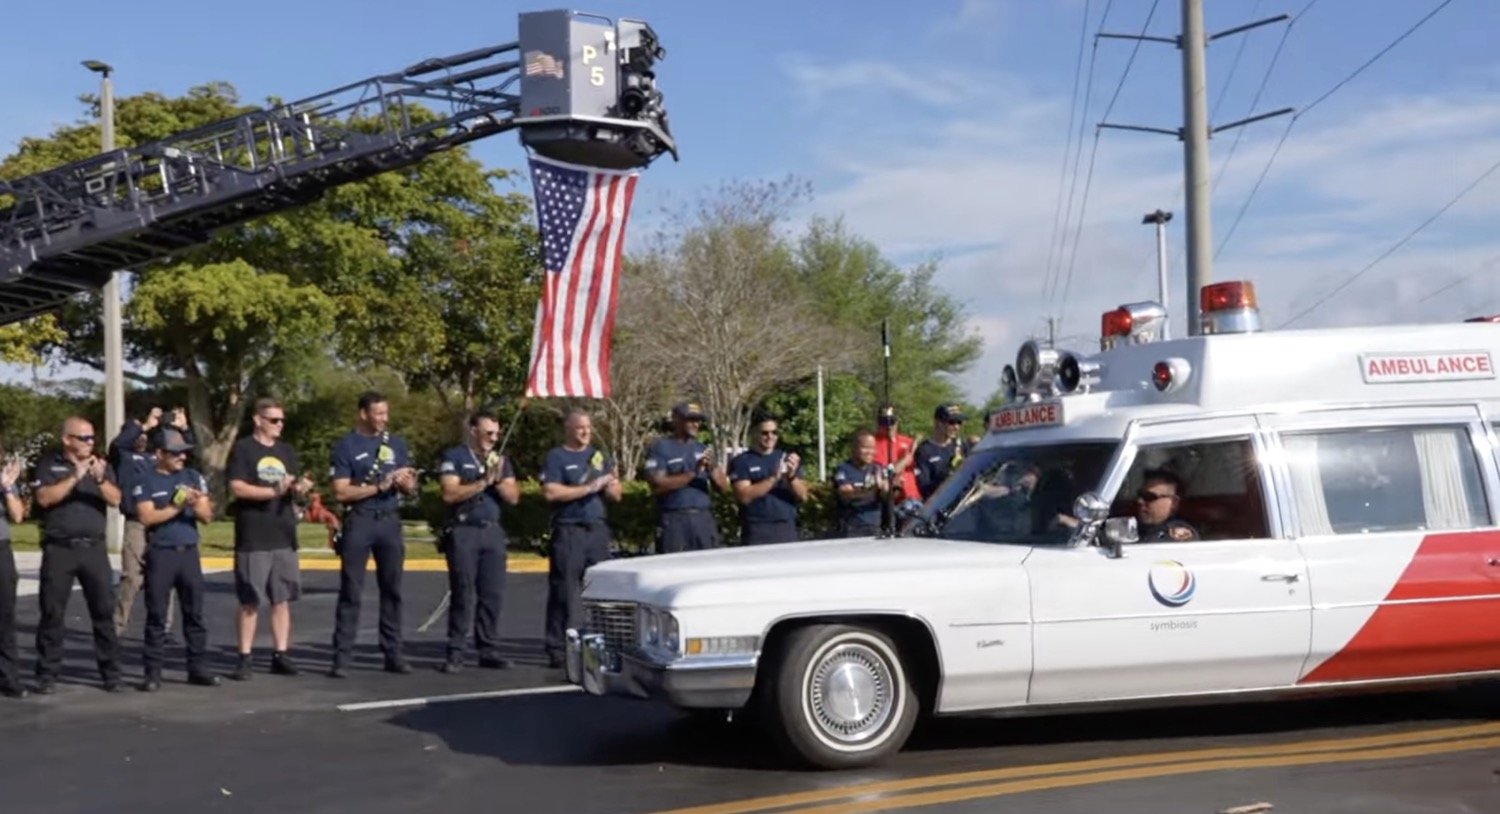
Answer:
[
  {"xmin": 1, "ymin": 459, "xmax": 20, "ymax": 489},
  {"xmin": 86, "ymin": 456, "xmax": 107, "ymax": 482},
  {"xmin": 782, "ymin": 452, "xmax": 801, "ymax": 479}
]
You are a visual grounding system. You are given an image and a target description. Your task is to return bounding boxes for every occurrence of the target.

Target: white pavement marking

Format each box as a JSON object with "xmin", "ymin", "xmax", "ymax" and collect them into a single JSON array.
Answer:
[{"xmin": 336, "ymin": 684, "xmax": 581, "ymax": 712}]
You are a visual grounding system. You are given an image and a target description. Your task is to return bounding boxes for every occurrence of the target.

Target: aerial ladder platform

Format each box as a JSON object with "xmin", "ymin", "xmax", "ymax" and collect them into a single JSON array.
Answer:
[{"xmin": 0, "ymin": 9, "xmax": 675, "ymax": 325}]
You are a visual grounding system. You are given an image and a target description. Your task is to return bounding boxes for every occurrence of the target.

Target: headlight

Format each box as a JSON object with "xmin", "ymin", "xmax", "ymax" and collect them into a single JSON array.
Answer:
[
  {"xmin": 641, "ymin": 607, "xmax": 661, "ymax": 647},
  {"xmin": 663, "ymin": 614, "xmax": 680, "ymax": 653}
]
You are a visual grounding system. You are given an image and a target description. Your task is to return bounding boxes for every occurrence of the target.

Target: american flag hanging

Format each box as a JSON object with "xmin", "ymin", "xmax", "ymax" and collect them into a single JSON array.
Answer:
[{"xmin": 523, "ymin": 154, "xmax": 640, "ymax": 398}]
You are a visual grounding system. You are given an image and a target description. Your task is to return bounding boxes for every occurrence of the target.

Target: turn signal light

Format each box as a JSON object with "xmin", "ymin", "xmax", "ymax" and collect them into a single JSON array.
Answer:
[{"xmin": 1152, "ymin": 362, "xmax": 1173, "ymax": 391}]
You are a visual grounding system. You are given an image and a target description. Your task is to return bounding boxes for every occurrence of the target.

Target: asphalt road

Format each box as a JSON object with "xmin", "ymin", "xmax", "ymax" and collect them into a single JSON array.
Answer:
[{"xmin": 3, "ymin": 567, "xmax": 1500, "ymax": 814}]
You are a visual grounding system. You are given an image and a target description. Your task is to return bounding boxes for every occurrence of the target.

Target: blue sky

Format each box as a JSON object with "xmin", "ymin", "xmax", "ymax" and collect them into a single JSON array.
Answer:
[{"xmin": 4, "ymin": 0, "xmax": 1498, "ymax": 402}]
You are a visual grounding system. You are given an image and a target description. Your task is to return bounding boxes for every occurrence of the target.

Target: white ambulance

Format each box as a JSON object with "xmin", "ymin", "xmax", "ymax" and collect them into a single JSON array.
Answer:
[{"xmin": 565, "ymin": 281, "xmax": 1500, "ymax": 769}]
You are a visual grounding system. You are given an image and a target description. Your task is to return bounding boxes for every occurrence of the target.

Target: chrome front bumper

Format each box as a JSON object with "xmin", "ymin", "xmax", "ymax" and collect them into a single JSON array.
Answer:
[{"xmin": 565, "ymin": 629, "xmax": 758, "ymax": 709}]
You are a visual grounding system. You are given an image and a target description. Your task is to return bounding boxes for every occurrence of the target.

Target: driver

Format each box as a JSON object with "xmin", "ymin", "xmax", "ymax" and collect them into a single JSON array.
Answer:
[{"xmin": 1133, "ymin": 470, "xmax": 1199, "ymax": 542}]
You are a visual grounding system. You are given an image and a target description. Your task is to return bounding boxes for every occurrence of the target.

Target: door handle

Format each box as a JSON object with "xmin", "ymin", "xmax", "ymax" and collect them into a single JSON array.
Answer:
[
  {"xmin": 1261, "ymin": 573, "xmax": 1301, "ymax": 583},
  {"xmin": 1487, "ymin": 557, "xmax": 1500, "ymax": 567}
]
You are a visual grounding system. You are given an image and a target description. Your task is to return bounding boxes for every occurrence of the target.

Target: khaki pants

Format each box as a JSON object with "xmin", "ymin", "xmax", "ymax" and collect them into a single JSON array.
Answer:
[{"xmin": 114, "ymin": 520, "xmax": 174, "ymax": 634}]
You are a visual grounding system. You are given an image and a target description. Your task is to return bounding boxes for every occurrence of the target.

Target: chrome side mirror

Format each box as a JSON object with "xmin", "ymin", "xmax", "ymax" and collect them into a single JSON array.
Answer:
[
  {"xmin": 1073, "ymin": 492, "xmax": 1109, "ymax": 523},
  {"xmin": 1101, "ymin": 517, "xmax": 1138, "ymax": 559}
]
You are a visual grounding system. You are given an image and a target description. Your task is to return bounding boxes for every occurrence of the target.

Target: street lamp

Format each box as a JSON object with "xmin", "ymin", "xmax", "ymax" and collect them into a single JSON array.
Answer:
[
  {"xmin": 1142, "ymin": 209, "xmax": 1173, "ymax": 340},
  {"xmin": 84, "ymin": 58, "xmax": 125, "ymax": 555}
]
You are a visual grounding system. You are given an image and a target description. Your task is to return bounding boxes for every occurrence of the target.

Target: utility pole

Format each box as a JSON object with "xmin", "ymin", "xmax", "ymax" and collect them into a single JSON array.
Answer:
[
  {"xmin": 1098, "ymin": 0, "xmax": 1292, "ymax": 335},
  {"xmin": 85, "ymin": 58, "xmax": 125, "ymax": 556},
  {"xmin": 1142, "ymin": 209, "xmax": 1173, "ymax": 338},
  {"xmin": 1179, "ymin": 0, "xmax": 1212, "ymax": 335},
  {"xmin": 815, "ymin": 364, "xmax": 826, "ymax": 481}
]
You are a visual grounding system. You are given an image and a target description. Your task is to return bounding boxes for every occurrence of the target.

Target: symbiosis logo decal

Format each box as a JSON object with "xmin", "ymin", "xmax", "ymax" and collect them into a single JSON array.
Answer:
[{"xmin": 1148, "ymin": 560, "xmax": 1196, "ymax": 607}]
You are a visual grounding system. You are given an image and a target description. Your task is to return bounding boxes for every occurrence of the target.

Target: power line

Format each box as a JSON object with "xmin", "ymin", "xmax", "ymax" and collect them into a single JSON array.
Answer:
[
  {"xmin": 1216, "ymin": 0, "xmax": 1455, "ymax": 258},
  {"xmin": 1209, "ymin": 0, "xmax": 1265, "ymax": 122},
  {"xmin": 1279, "ymin": 154, "xmax": 1500, "ymax": 328},
  {"xmin": 1413, "ymin": 250, "xmax": 1500, "ymax": 305},
  {"xmin": 1056, "ymin": 0, "xmax": 1162, "ymax": 330},
  {"xmin": 1042, "ymin": 0, "xmax": 1095, "ymax": 308},
  {"xmin": 1046, "ymin": 0, "xmax": 1114, "ymax": 310}
]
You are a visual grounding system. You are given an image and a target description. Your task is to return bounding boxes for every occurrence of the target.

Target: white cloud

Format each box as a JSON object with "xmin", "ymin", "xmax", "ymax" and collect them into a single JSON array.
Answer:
[{"xmin": 779, "ymin": 54, "xmax": 1500, "ymax": 401}]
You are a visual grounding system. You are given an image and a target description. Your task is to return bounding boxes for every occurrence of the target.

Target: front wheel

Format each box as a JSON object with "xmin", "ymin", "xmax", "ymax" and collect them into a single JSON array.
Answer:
[{"xmin": 761, "ymin": 624, "xmax": 919, "ymax": 769}]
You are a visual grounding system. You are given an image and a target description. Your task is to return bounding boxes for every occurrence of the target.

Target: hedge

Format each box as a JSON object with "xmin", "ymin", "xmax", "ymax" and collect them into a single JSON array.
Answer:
[{"xmin": 409, "ymin": 479, "xmax": 846, "ymax": 555}]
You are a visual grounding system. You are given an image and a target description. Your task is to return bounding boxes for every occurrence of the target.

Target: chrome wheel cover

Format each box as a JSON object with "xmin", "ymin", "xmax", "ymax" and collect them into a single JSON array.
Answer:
[{"xmin": 805, "ymin": 642, "xmax": 896, "ymax": 745}]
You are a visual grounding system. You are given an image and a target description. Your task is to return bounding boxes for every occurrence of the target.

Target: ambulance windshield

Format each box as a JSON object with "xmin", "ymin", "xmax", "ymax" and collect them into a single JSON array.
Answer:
[{"xmin": 911, "ymin": 441, "xmax": 1118, "ymax": 545}]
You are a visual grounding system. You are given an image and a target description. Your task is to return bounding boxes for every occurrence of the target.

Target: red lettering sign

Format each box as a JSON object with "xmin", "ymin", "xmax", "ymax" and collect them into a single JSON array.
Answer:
[
  {"xmin": 1361, "ymin": 351, "xmax": 1496, "ymax": 384},
  {"xmin": 988, "ymin": 401, "xmax": 1065, "ymax": 432}
]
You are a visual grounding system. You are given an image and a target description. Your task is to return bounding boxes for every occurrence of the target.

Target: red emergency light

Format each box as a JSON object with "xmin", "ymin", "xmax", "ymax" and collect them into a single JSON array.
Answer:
[
  {"xmin": 1102, "ymin": 308, "xmax": 1133, "ymax": 340},
  {"xmin": 1199, "ymin": 280, "xmax": 1262, "ymax": 335},
  {"xmin": 1201, "ymin": 280, "xmax": 1257, "ymax": 313}
]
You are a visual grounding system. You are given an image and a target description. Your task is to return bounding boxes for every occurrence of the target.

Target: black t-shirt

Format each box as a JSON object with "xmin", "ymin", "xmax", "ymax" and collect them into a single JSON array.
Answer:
[
  {"xmin": 31, "ymin": 451, "xmax": 118, "ymax": 541},
  {"xmin": 227, "ymin": 437, "xmax": 301, "ymax": 551}
]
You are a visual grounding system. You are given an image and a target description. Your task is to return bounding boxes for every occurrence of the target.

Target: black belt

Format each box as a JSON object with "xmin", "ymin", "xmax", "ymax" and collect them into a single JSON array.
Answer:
[
  {"xmin": 43, "ymin": 535, "xmax": 104, "ymax": 548},
  {"xmin": 150, "ymin": 543, "xmax": 198, "ymax": 552},
  {"xmin": 554, "ymin": 519, "xmax": 606, "ymax": 528},
  {"xmin": 348, "ymin": 509, "xmax": 399, "ymax": 521},
  {"xmin": 453, "ymin": 519, "xmax": 501, "ymax": 529},
  {"xmin": 664, "ymin": 508, "xmax": 711, "ymax": 515}
]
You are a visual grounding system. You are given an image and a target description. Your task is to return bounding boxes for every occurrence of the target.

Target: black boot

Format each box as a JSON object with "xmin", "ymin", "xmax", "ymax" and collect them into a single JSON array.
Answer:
[
  {"xmin": 270, "ymin": 651, "xmax": 300, "ymax": 676},
  {"xmin": 229, "ymin": 653, "xmax": 253, "ymax": 681}
]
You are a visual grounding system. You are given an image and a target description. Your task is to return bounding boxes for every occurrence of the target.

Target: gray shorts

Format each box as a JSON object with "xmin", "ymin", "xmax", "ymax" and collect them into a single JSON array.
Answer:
[{"xmin": 234, "ymin": 549, "xmax": 302, "ymax": 607}]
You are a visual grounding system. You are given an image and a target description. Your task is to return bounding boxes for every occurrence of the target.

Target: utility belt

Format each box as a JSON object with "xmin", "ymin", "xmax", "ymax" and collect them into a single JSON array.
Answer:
[
  {"xmin": 148, "ymin": 542, "xmax": 199, "ymax": 552},
  {"xmin": 450, "ymin": 518, "xmax": 502, "ymax": 530},
  {"xmin": 662, "ymin": 507, "xmax": 711, "ymax": 515},
  {"xmin": 346, "ymin": 508, "xmax": 400, "ymax": 522}
]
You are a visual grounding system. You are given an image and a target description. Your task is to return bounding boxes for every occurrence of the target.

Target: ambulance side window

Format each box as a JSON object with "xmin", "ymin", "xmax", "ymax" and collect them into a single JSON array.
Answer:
[
  {"xmin": 1282, "ymin": 425, "xmax": 1492, "ymax": 535},
  {"xmin": 1118, "ymin": 437, "xmax": 1270, "ymax": 541}
]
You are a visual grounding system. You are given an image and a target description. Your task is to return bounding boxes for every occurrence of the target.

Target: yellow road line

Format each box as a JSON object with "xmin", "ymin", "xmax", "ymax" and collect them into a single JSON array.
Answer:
[
  {"xmin": 652, "ymin": 721, "xmax": 1500, "ymax": 814},
  {"xmin": 780, "ymin": 734, "xmax": 1500, "ymax": 813},
  {"xmin": 197, "ymin": 557, "xmax": 550, "ymax": 573}
]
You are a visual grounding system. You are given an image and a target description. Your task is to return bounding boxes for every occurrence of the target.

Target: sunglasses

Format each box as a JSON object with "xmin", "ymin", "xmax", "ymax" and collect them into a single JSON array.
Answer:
[
  {"xmin": 68, "ymin": 434, "xmax": 96, "ymax": 443},
  {"xmin": 759, "ymin": 429, "xmax": 778, "ymax": 436},
  {"xmin": 168, "ymin": 450, "xmax": 191, "ymax": 459},
  {"xmin": 261, "ymin": 416, "xmax": 285, "ymax": 425},
  {"xmin": 1137, "ymin": 490, "xmax": 1174, "ymax": 502},
  {"xmin": 481, "ymin": 429, "xmax": 501, "ymax": 438}
]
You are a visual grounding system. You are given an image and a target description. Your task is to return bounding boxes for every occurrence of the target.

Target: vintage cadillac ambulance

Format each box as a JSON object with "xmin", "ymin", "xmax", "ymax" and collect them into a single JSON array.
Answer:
[{"xmin": 566, "ymin": 282, "xmax": 1500, "ymax": 769}]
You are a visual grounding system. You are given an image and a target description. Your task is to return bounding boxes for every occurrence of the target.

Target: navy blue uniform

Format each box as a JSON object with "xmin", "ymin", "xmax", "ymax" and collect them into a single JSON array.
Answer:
[
  {"xmin": 729, "ymin": 449, "xmax": 804, "ymax": 545},
  {"xmin": 31, "ymin": 452, "xmax": 122, "ymax": 688},
  {"xmin": 329, "ymin": 430, "xmax": 412, "ymax": 668},
  {"xmin": 1138, "ymin": 518, "xmax": 1201, "ymax": 542},
  {"xmin": 644, "ymin": 436, "xmax": 720, "ymax": 553},
  {"xmin": 0, "ymin": 489, "xmax": 18, "ymax": 693},
  {"xmin": 914, "ymin": 438, "xmax": 969, "ymax": 501},
  {"xmin": 832, "ymin": 460, "xmax": 883, "ymax": 538},
  {"xmin": 437, "ymin": 445, "xmax": 514, "ymax": 665},
  {"xmin": 133, "ymin": 467, "xmax": 213, "ymax": 679},
  {"xmin": 540, "ymin": 446, "xmax": 614, "ymax": 663}
]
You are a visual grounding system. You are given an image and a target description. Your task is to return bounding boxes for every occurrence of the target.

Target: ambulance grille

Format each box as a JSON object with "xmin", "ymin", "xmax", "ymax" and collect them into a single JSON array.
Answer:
[{"xmin": 585, "ymin": 601, "xmax": 638, "ymax": 651}]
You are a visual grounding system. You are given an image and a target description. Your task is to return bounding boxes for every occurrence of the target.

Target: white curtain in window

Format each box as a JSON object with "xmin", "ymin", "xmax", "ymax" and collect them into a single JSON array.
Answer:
[
  {"xmin": 1283, "ymin": 434, "xmax": 1333, "ymax": 536},
  {"xmin": 1412, "ymin": 427, "xmax": 1481, "ymax": 530}
]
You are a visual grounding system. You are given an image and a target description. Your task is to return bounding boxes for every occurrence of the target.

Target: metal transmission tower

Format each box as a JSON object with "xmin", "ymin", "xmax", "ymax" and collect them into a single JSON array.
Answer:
[
  {"xmin": 0, "ymin": 9, "xmax": 676, "ymax": 326},
  {"xmin": 1099, "ymin": 0, "xmax": 1292, "ymax": 335}
]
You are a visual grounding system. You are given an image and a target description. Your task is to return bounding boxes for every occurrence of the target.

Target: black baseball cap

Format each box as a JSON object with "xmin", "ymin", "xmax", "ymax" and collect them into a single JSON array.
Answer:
[
  {"xmin": 672, "ymin": 402, "xmax": 706, "ymax": 421},
  {"xmin": 153, "ymin": 427, "xmax": 194, "ymax": 454},
  {"xmin": 934, "ymin": 404, "xmax": 966, "ymax": 423}
]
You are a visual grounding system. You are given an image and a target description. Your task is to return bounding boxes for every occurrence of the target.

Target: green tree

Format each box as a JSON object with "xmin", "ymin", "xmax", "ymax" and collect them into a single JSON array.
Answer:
[{"xmin": 790, "ymin": 216, "xmax": 983, "ymax": 437}]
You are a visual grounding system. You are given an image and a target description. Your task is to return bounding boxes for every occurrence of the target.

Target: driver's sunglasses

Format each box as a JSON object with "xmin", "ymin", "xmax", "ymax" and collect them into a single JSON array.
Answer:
[{"xmin": 1137, "ymin": 490, "xmax": 1173, "ymax": 503}]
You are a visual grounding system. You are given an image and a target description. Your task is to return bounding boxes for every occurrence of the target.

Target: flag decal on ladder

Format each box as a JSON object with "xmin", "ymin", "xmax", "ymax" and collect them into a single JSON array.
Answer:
[{"xmin": 523, "ymin": 154, "xmax": 639, "ymax": 398}]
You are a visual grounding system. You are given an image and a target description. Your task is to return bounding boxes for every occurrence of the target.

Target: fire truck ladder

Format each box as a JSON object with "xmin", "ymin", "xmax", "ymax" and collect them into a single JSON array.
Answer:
[{"xmin": 0, "ymin": 35, "xmax": 663, "ymax": 325}]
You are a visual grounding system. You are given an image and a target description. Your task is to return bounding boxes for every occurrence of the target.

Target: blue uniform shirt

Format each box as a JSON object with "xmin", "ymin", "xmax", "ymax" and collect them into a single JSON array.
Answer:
[
  {"xmin": 133, "ymin": 467, "xmax": 209, "ymax": 547},
  {"xmin": 540, "ymin": 446, "xmax": 613, "ymax": 524},
  {"xmin": 115, "ymin": 448, "xmax": 153, "ymax": 520},
  {"xmin": 832, "ymin": 460, "xmax": 882, "ymax": 528},
  {"xmin": 728, "ymin": 449, "xmax": 803, "ymax": 524},
  {"xmin": 330, "ymin": 430, "xmax": 411, "ymax": 515},
  {"xmin": 643, "ymin": 436, "xmax": 712, "ymax": 511},
  {"xmin": 438, "ymin": 444, "xmax": 515, "ymax": 525}
]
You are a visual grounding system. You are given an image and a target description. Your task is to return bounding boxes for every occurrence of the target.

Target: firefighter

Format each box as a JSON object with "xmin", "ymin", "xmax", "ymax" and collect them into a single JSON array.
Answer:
[
  {"xmin": 728, "ymin": 416, "xmax": 807, "ymax": 544},
  {"xmin": 832, "ymin": 429, "xmax": 889, "ymax": 538},
  {"xmin": 0, "ymin": 454, "xmax": 26, "ymax": 698},
  {"xmin": 643, "ymin": 402, "xmax": 730, "ymax": 553},
  {"xmin": 328, "ymin": 391, "xmax": 419, "ymax": 677},
  {"xmin": 914, "ymin": 404, "xmax": 970, "ymax": 500},
  {"xmin": 540, "ymin": 409, "xmax": 621, "ymax": 669},
  {"xmin": 436, "ymin": 410, "xmax": 519, "ymax": 673},
  {"xmin": 31, "ymin": 416, "xmax": 125, "ymax": 694},
  {"xmin": 133, "ymin": 427, "xmax": 220, "ymax": 690}
]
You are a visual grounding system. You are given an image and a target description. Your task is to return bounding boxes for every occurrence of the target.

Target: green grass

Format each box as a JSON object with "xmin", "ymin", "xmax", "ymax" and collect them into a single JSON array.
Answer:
[{"xmin": 4, "ymin": 521, "xmax": 515, "ymax": 560}]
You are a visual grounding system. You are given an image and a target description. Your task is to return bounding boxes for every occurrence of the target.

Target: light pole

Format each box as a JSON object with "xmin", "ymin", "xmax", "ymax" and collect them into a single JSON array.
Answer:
[
  {"xmin": 85, "ymin": 59, "xmax": 125, "ymax": 555},
  {"xmin": 1142, "ymin": 209, "xmax": 1173, "ymax": 339}
]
